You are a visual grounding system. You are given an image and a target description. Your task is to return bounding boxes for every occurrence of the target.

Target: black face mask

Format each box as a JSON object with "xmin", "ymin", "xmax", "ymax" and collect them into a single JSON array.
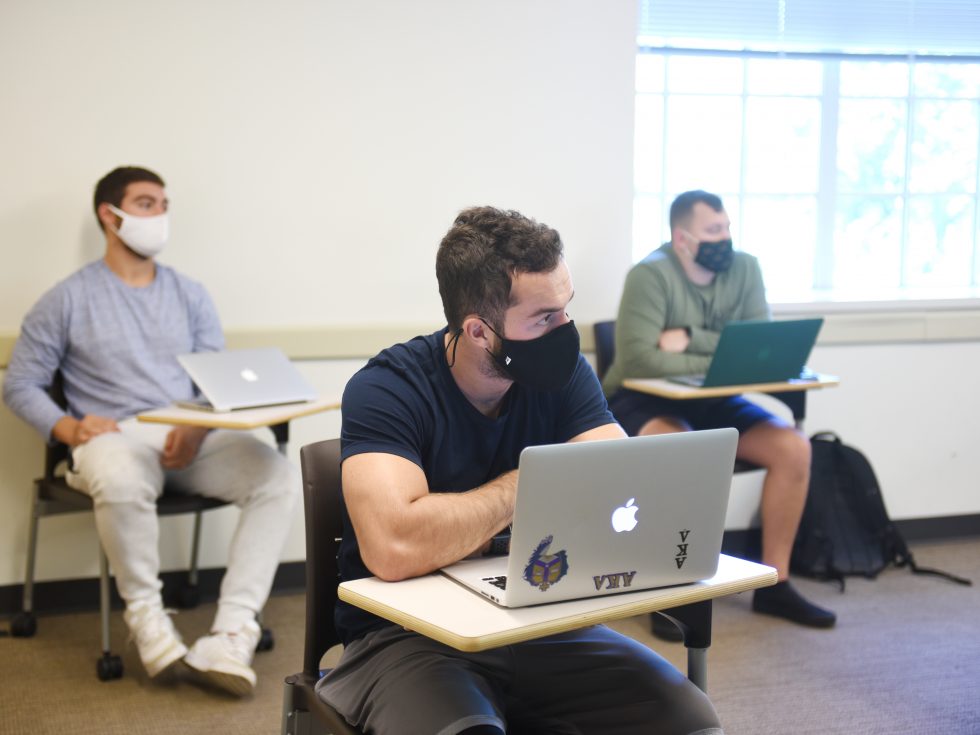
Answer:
[
  {"xmin": 694, "ymin": 238, "xmax": 735, "ymax": 272},
  {"xmin": 481, "ymin": 318, "xmax": 581, "ymax": 392}
]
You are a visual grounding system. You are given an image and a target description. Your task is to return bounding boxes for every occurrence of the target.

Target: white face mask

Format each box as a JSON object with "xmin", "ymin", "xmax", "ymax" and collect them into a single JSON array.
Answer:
[{"xmin": 107, "ymin": 204, "xmax": 169, "ymax": 258}]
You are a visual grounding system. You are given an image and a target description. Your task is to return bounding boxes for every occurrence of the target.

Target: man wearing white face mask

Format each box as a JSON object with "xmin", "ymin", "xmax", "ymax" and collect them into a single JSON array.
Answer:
[{"xmin": 3, "ymin": 166, "xmax": 299, "ymax": 696}]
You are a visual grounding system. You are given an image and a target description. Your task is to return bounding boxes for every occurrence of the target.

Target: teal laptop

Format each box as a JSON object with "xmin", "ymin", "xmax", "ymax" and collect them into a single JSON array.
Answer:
[{"xmin": 669, "ymin": 318, "xmax": 824, "ymax": 388}]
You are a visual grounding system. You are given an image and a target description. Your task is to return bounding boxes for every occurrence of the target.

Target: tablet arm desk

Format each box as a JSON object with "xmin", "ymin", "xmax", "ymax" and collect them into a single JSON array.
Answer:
[
  {"xmin": 137, "ymin": 396, "xmax": 342, "ymax": 454},
  {"xmin": 621, "ymin": 374, "xmax": 839, "ymax": 431},
  {"xmin": 338, "ymin": 555, "xmax": 777, "ymax": 694}
]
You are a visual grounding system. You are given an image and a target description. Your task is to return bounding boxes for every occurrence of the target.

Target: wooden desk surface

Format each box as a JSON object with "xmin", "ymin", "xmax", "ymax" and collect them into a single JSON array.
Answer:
[
  {"xmin": 623, "ymin": 373, "xmax": 839, "ymax": 400},
  {"xmin": 339, "ymin": 554, "xmax": 776, "ymax": 652},
  {"xmin": 137, "ymin": 395, "xmax": 341, "ymax": 429}
]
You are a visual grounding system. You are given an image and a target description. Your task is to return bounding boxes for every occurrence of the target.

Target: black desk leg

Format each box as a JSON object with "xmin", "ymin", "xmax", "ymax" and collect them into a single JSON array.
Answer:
[
  {"xmin": 271, "ymin": 422, "xmax": 290, "ymax": 455},
  {"xmin": 653, "ymin": 600, "xmax": 712, "ymax": 693},
  {"xmin": 774, "ymin": 391, "xmax": 807, "ymax": 431}
]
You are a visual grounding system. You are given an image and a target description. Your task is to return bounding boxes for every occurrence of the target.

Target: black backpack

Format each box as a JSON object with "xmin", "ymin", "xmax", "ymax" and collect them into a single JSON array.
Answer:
[{"xmin": 790, "ymin": 432, "xmax": 972, "ymax": 590}]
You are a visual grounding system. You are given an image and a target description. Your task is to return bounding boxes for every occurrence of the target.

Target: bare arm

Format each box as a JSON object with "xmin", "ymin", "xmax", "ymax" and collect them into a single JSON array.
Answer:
[
  {"xmin": 343, "ymin": 452, "xmax": 518, "ymax": 582},
  {"xmin": 569, "ymin": 422, "xmax": 627, "ymax": 443}
]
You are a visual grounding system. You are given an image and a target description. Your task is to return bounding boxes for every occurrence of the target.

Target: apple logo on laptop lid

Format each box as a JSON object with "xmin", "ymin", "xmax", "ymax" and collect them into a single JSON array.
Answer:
[{"xmin": 611, "ymin": 498, "xmax": 639, "ymax": 533}]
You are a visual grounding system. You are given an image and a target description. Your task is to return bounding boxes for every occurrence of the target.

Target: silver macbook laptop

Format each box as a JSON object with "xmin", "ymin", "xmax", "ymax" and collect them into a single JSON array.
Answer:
[
  {"xmin": 176, "ymin": 348, "xmax": 317, "ymax": 412},
  {"xmin": 440, "ymin": 428, "xmax": 738, "ymax": 608}
]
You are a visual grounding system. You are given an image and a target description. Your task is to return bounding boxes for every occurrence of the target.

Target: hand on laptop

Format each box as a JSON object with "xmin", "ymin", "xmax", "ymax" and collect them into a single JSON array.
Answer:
[
  {"xmin": 161, "ymin": 425, "xmax": 210, "ymax": 470},
  {"xmin": 658, "ymin": 328, "xmax": 690, "ymax": 353}
]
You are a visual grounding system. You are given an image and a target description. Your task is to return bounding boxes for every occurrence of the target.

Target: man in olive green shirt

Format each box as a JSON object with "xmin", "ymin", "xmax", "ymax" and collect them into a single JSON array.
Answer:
[{"xmin": 604, "ymin": 190, "xmax": 835, "ymax": 630}]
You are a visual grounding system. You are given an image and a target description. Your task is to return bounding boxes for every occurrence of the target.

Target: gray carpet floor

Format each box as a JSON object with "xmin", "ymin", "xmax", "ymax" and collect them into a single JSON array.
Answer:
[{"xmin": 1, "ymin": 537, "xmax": 977, "ymax": 735}]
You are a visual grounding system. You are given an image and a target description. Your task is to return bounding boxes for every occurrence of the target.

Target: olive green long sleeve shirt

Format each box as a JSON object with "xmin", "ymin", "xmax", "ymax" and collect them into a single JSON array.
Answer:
[{"xmin": 602, "ymin": 243, "xmax": 770, "ymax": 395}]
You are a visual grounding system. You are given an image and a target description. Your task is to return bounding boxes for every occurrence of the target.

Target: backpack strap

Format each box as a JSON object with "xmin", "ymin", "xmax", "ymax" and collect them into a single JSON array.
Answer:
[{"xmin": 898, "ymin": 554, "xmax": 972, "ymax": 586}]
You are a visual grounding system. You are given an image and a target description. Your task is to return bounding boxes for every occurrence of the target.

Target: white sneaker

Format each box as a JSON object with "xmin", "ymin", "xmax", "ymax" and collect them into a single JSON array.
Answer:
[
  {"xmin": 183, "ymin": 619, "xmax": 260, "ymax": 696},
  {"xmin": 123, "ymin": 599, "xmax": 188, "ymax": 678}
]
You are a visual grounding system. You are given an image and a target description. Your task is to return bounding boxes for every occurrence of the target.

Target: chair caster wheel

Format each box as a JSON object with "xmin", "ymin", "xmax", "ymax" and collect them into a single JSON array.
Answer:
[
  {"xmin": 256, "ymin": 627, "xmax": 275, "ymax": 652},
  {"xmin": 10, "ymin": 612, "xmax": 37, "ymax": 637},
  {"xmin": 177, "ymin": 585, "xmax": 200, "ymax": 609},
  {"xmin": 96, "ymin": 653, "xmax": 124, "ymax": 681}
]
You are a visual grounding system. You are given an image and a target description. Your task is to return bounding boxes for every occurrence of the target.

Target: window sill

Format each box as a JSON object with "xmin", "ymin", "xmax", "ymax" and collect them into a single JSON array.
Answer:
[{"xmin": 772, "ymin": 298, "xmax": 980, "ymax": 345}]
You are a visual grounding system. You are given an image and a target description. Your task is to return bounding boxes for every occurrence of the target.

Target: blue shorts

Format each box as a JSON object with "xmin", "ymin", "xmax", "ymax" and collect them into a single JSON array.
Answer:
[{"xmin": 607, "ymin": 388, "xmax": 774, "ymax": 438}]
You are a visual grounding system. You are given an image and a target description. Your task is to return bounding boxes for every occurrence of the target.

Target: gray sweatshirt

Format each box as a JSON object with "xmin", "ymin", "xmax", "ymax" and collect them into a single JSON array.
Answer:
[{"xmin": 3, "ymin": 260, "xmax": 223, "ymax": 439}]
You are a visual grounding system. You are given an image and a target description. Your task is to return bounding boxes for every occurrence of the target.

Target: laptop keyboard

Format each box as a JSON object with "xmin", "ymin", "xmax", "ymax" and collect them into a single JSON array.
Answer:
[
  {"xmin": 669, "ymin": 374, "xmax": 705, "ymax": 387},
  {"xmin": 671, "ymin": 367, "xmax": 817, "ymax": 388},
  {"xmin": 482, "ymin": 575, "xmax": 508, "ymax": 590}
]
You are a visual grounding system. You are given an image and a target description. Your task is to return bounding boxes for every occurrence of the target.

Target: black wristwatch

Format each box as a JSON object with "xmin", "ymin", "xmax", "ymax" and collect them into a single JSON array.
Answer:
[{"xmin": 485, "ymin": 531, "xmax": 511, "ymax": 556}]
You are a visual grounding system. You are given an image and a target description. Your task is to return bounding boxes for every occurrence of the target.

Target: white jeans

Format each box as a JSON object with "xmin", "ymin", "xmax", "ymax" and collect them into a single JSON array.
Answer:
[{"xmin": 67, "ymin": 418, "xmax": 299, "ymax": 632}]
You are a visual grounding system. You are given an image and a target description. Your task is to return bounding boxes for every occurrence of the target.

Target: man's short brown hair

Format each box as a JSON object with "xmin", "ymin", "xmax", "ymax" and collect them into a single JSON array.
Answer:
[
  {"xmin": 436, "ymin": 207, "xmax": 564, "ymax": 332},
  {"xmin": 93, "ymin": 166, "xmax": 165, "ymax": 231},
  {"xmin": 669, "ymin": 190, "xmax": 724, "ymax": 231}
]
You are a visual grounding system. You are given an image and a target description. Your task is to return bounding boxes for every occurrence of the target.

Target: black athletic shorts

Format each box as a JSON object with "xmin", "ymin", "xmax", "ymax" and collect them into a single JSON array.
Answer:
[{"xmin": 317, "ymin": 624, "xmax": 723, "ymax": 735}]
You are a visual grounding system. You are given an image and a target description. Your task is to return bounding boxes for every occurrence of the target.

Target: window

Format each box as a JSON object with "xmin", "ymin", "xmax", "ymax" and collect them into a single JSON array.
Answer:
[{"xmin": 634, "ymin": 1, "xmax": 980, "ymax": 304}]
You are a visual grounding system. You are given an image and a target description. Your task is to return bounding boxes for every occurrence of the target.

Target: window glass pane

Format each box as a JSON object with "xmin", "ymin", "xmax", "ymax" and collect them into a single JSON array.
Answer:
[
  {"xmin": 909, "ymin": 100, "xmax": 979, "ymax": 194},
  {"xmin": 975, "ymin": 215, "xmax": 980, "ymax": 288},
  {"xmin": 632, "ymin": 52, "xmax": 980, "ymax": 302},
  {"xmin": 664, "ymin": 96, "xmax": 742, "ymax": 192},
  {"xmin": 913, "ymin": 63, "xmax": 980, "ymax": 99},
  {"xmin": 837, "ymin": 99, "xmax": 907, "ymax": 193},
  {"xmin": 905, "ymin": 196, "xmax": 975, "ymax": 288},
  {"xmin": 744, "ymin": 98, "xmax": 821, "ymax": 193},
  {"xmin": 636, "ymin": 54, "xmax": 665, "ymax": 93},
  {"xmin": 834, "ymin": 196, "xmax": 903, "ymax": 293},
  {"xmin": 741, "ymin": 196, "xmax": 817, "ymax": 299},
  {"xmin": 666, "ymin": 55, "xmax": 743, "ymax": 94},
  {"xmin": 746, "ymin": 58, "xmax": 822, "ymax": 95},
  {"xmin": 634, "ymin": 94, "xmax": 664, "ymax": 193},
  {"xmin": 632, "ymin": 195, "xmax": 664, "ymax": 263},
  {"xmin": 721, "ymin": 194, "xmax": 742, "ymax": 248},
  {"xmin": 840, "ymin": 61, "xmax": 909, "ymax": 97}
]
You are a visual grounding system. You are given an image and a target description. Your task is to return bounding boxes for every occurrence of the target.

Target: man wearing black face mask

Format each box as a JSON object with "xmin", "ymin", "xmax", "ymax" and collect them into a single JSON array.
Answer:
[
  {"xmin": 317, "ymin": 206, "xmax": 725, "ymax": 735},
  {"xmin": 603, "ymin": 190, "xmax": 836, "ymax": 633}
]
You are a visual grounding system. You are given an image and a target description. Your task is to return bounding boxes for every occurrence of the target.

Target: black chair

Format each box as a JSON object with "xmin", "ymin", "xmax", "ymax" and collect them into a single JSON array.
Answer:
[
  {"xmin": 281, "ymin": 438, "xmax": 361, "ymax": 735},
  {"xmin": 593, "ymin": 319, "xmax": 617, "ymax": 383},
  {"xmin": 10, "ymin": 379, "xmax": 275, "ymax": 680}
]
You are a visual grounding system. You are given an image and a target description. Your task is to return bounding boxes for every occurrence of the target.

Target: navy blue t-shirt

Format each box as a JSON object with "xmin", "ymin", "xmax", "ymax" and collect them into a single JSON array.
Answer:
[{"xmin": 335, "ymin": 328, "xmax": 615, "ymax": 644}]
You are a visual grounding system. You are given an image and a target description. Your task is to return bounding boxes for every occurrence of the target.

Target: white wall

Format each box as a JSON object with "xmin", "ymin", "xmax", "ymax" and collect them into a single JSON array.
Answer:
[
  {"xmin": 0, "ymin": 0, "xmax": 637, "ymax": 330},
  {"xmin": 0, "ymin": 0, "xmax": 639, "ymax": 587},
  {"xmin": 0, "ymin": 1, "xmax": 977, "ymax": 590},
  {"xmin": 803, "ymin": 341, "xmax": 980, "ymax": 519}
]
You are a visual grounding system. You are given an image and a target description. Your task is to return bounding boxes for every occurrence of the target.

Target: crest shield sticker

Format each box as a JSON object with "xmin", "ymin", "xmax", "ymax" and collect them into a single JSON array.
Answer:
[{"xmin": 523, "ymin": 535, "xmax": 569, "ymax": 591}]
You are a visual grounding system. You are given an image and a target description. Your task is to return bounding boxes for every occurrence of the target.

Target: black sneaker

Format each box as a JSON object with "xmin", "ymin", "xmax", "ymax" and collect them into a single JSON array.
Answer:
[
  {"xmin": 650, "ymin": 613, "xmax": 684, "ymax": 642},
  {"xmin": 752, "ymin": 581, "xmax": 837, "ymax": 628}
]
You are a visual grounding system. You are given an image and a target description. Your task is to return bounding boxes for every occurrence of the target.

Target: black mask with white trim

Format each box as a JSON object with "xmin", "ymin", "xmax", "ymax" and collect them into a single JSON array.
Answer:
[{"xmin": 481, "ymin": 318, "xmax": 581, "ymax": 392}]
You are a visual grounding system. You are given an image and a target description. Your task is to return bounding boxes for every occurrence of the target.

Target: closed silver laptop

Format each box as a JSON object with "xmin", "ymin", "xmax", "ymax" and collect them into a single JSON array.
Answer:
[
  {"xmin": 440, "ymin": 428, "xmax": 737, "ymax": 607},
  {"xmin": 176, "ymin": 348, "xmax": 316, "ymax": 412}
]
